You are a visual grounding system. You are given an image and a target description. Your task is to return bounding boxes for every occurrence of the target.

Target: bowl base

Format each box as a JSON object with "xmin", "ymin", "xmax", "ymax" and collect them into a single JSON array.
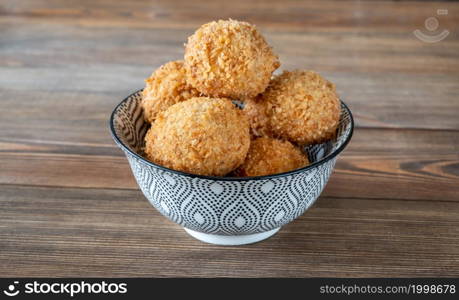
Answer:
[{"xmin": 183, "ymin": 228, "xmax": 280, "ymax": 246}]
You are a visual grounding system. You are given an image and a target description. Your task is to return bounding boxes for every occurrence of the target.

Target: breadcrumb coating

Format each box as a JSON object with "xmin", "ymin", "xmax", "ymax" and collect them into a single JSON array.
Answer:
[
  {"xmin": 234, "ymin": 137, "xmax": 309, "ymax": 177},
  {"xmin": 142, "ymin": 60, "xmax": 200, "ymax": 123},
  {"xmin": 244, "ymin": 70, "xmax": 340, "ymax": 145},
  {"xmin": 243, "ymin": 95, "xmax": 272, "ymax": 138},
  {"xmin": 184, "ymin": 19, "xmax": 280, "ymax": 100},
  {"xmin": 144, "ymin": 97, "xmax": 250, "ymax": 176}
]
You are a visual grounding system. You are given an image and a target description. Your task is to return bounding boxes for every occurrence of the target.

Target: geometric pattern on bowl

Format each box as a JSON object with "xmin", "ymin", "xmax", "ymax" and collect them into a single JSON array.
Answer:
[{"xmin": 110, "ymin": 90, "xmax": 353, "ymax": 236}]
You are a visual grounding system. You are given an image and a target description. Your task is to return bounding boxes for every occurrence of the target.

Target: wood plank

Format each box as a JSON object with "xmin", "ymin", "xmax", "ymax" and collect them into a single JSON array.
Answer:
[
  {"xmin": 0, "ymin": 128, "xmax": 458, "ymax": 201},
  {"xmin": 2, "ymin": 0, "xmax": 458, "ymax": 33},
  {"xmin": 323, "ymin": 128, "xmax": 459, "ymax": 202},
  {"xmin": 1, "ymin": 1, "xmax": 458, "ymax": 131},
  {"xmin": 1, "ymin": 185, "xmax": 458, "ymax": 277},
  {"xmin": 1, "ymin": 73, "xmax": 458, "ymax": 142}
]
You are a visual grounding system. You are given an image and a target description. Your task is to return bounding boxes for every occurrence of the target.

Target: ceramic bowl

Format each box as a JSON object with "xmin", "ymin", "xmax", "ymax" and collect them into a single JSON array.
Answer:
[{"xmin": 109, "ymin": 90, "xmax": 354, "ymax": 245}]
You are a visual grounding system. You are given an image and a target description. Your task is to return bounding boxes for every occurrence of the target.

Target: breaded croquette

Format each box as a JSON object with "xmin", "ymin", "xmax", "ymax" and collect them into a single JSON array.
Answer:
[
  {"xmin": 244, "ymin": 70, "xmax": 340, "ymax": 145},
  {"xmin": 234, "ymin": 137, "xmax": 309, "ymax": 177},
  {"xmin": 142, "ymin": 60, "xmax": 200, "ymax": 123},
  {"xmin": 144, "ymin": 97, "xmax": 250, "ymax": 176},
  {"xmin": 184, "ymin": 19, "xmax": 280, "ymax": 100}
]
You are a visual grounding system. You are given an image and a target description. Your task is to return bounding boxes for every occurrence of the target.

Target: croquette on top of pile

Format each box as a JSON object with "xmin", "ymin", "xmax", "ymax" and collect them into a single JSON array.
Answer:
[
  {"xmin": 142, "ymin": 19, "xmax": 340, "ymax": 177},
  {"xmin": 184, "ymin": 19, "xmax": 280, "ymax": 100}
]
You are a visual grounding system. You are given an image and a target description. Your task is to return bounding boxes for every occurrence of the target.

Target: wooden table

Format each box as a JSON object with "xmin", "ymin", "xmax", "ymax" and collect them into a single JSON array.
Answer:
[{"xmin": 1, "ymin": 0, "xmax": 458, "ymax": 277}]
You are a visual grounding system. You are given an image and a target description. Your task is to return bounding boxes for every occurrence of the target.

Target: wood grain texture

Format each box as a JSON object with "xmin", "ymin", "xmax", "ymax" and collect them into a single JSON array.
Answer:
[
  {"xmin": 1, "ymin": 185, "xmax": 459, "ymax": 277},
  {"xmin": 0, "ymin": 0, "xmax": 458, "ymax": 277},
  {"xmin": 1, "ymin": 128, "xmax": 457, "ymax": 201},
  {"xmin": 1, "ymin": 0, "xmax": 458, "ymax": 132}
]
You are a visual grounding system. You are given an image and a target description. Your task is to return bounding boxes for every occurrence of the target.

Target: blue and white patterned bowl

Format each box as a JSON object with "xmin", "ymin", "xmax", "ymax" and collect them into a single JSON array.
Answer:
[{"xmin": 109, "ymin": 90, "xmax": 354, "ymax": 245}]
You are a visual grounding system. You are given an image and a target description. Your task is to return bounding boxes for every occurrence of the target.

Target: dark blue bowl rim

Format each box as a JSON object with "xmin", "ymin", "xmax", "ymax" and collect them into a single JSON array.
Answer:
[{"xmin": 109, "ymin": 89, "xmax": 354, "ymax": 181}]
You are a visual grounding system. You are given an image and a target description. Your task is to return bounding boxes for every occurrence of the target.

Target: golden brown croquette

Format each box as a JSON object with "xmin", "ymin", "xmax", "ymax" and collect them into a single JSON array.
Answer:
[
  {"xmin": 244, "ymin": 70, "xmax": 340, "ymax": 145},
  {"xmin": 234, "ymin": 137, "xmax": 309, "ymax": 177},
  {"xmin": 184, "ymin": 19, "xmax": 280, "ymax": 100},
  {"xmin": 243, "ymin": 96, "xmax": 272, "ymax": 138},
  {"xmin": 144, "ymin": 97, "xmax": 250, "ymax": 176},
  {"xmin": 142, "ymin": 60, "xmax": 200, "ymax": 123}
]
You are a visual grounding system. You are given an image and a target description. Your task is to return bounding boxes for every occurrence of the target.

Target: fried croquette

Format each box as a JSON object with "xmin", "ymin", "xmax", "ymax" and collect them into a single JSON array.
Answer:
[
  {"xmin": 142, "ymin": 60, "xmax": 200, "ymax": 123},
  {"xmin": 244, "ymin": 70, "xmax": 341, "ymax": 145},
  {"xmin": 234, "ymin": 137, "xmax": 309, "ymax": 177},
  {"xmin": 243, "ymin": 95, "xmax": 272, "ymax": 138},
  {"xmin": 144, "ymin": 97, "xmax": 250, "ymax": 176},
  {"xmin": 184, "ymin": 19, "xmax": 280, "ymax": 100}
]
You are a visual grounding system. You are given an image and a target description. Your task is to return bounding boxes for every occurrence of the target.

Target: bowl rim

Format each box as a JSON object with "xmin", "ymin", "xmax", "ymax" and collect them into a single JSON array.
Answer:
[{"xmin": 109, "ymin": 89, "xmax": 354, "ymax": 182}]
